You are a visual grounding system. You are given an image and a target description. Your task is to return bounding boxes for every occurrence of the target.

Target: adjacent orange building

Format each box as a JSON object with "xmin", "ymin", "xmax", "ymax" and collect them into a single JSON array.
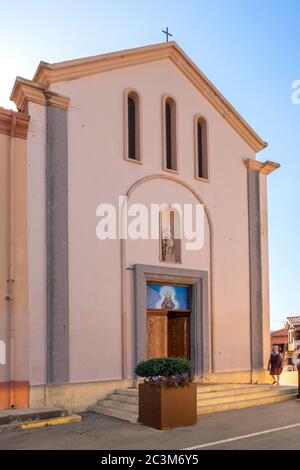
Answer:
[
  {"xmin": 0, "ymin": 108, "xmax": 30, "ymax": 409},
  {"xmin": 270, "ymin": 328, "xmax": 288, "ymax": 353}
]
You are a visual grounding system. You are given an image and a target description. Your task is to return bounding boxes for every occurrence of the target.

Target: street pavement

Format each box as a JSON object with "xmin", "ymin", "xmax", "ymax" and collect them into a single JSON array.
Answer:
[
  {"xmin": 0, "ymin": 398, "xmax": 300, "ymax": 450},
  {"xmin": 281, "ymin": 370, "xmax": 298, "ymax": 386}
]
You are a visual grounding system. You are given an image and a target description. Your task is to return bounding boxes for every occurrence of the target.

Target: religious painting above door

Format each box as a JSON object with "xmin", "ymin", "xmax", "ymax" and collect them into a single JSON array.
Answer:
[{"xmin": 147, "ymin": 284, "xmax": 189, "ymax": 310}]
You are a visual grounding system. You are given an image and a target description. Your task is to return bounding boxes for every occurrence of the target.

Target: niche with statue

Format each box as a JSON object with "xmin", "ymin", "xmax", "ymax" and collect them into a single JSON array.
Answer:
[{"xmin": 160, "ymin": 206, "xmax": 181, "ymax": 263}]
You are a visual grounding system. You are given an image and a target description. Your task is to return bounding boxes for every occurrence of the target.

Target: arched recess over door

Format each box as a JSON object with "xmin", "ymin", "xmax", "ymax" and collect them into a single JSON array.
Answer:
[{"xmin": 120, "ymin": 174, "xmax": 215, "ymax": 379}]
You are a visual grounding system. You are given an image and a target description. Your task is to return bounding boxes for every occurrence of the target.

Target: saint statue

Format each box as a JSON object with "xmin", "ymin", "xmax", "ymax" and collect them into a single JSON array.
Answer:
[{"xmin": 161, "ymin": 227, "xmax": 175, "ymax": 262}]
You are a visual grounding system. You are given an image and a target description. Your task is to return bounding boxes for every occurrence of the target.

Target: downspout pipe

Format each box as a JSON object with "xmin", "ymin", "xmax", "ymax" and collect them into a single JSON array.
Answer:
[{"xmin": 7, "ymin": 115, "xmax": 16, "ymax": 408}]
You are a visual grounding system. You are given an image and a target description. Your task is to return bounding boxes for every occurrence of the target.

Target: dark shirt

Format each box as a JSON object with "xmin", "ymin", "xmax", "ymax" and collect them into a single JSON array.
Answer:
[{"xmin": 268, "ymin": 352, "xmax": 283, "ymax": 375}]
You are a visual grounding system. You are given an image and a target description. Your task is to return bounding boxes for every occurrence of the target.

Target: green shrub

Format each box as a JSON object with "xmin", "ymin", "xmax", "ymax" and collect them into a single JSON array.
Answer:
[{"xmin": 135, "ymin": 357, "xmax": 192, "ymax": 378}]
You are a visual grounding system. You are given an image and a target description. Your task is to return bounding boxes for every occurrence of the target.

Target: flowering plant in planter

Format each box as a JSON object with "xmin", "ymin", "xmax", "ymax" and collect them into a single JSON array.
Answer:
[
  {"xmin": 135, "ymin": 358, "xmax": 196, "ymax": 429},
  {"xmin": 135, "ymin": 357, "xmax": 192, "ymax": 387},
  {"xmin": 144, "ymin": 373, "xmax": 191, "ymax": 387}
]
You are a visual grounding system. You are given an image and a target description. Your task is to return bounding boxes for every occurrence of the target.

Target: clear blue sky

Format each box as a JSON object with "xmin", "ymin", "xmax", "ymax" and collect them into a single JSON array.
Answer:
[{"xmin": 1, "ymin": 0, "xmax": 299, "ymax": 329}]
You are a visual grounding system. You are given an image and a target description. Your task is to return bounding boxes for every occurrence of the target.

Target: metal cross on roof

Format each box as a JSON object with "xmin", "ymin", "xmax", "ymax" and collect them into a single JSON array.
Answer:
[{"xmin": 162, "ymin": 27, "xmax": 173, "ymax": 42}]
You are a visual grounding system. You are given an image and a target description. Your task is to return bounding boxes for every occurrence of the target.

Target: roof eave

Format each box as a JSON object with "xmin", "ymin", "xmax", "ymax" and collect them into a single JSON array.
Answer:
[{"xmin": 23, "ymin": 42, "xmax": 267, "ymax": 152}]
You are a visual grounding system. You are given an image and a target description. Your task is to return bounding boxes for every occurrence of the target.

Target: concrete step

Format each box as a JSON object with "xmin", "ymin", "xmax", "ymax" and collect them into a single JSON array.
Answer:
[
  {"xmin": 196, "ymin": 383, "xmax": 255, "ymax": 393},
  {"xmin": 101, "ymin": 399, "xmax": 138, "ymax": 413},
  {"xmin": 197, "ymin": 385, "xmax": 274, "ymax": 399},
  {"xmin": 105, "ymin": 393, "xmax": 138, "ymax": 405},
  {"xmin": 0, "ymin": 407, "xmax": 67, "ymax": 426},
  {"xmin": 113, "ymin": 384, "xmax": 259, "ymax": 397},
  {"xmin": 90, "ymin": 385, "xmax": 298, "ymax": 423},
  {"xmin": 114, "ymin": 388, "xmax": 138, "ymax": 397},
  {"xmin": 91, "ymin": 404, "xmax": 138, "ymax": 423},
  {"xmin": 197, "ymin": 386, "xmax": 296, "ymax": 405},
  {"xmin": 197, "ymin": 391, "xmax": 297, "ymax": 414}
]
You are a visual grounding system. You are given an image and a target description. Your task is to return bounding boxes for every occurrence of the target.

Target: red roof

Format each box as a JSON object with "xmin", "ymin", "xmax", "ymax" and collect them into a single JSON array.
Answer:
[
  {"xmin": 271, "ymin": 328, "xmax": 288, "ymax": 338},
  {"xmin": 287, "ymin": 316, "xmax": 300, "ymax": 326}
]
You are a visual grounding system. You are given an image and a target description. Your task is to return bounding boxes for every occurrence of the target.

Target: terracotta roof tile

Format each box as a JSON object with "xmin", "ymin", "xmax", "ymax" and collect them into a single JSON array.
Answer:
[
  {"xmin": 271, "ymin": 328, "xmax": 288, "ymax": 337},
  {"xmin": 287, "ymin": 316, "xmax": 300, "ymax": 326}
]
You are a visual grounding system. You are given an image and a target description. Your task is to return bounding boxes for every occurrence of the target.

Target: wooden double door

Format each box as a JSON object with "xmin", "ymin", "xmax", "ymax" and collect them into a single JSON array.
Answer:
[{"xmin": 147, "ymin": 309, "xmax": 190, "ymax": 360}]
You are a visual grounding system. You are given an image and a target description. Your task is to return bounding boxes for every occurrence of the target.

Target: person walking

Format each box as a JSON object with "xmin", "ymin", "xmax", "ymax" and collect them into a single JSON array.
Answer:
[{"xmin": 268, "ymin": 345, "xmax": 284, "ymax": 385}]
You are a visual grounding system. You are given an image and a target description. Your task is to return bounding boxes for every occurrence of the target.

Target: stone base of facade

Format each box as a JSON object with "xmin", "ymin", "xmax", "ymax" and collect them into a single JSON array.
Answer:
[
  {"xmin": 203, "ymin": 369, "xmax": 270, "ymax": 385},
  {"xmin": 30, "ymin": 379, "xmax": 134, "ymax": 412},
  {"xmin": 250, "ymin": 368, "xmax": 271, "ymax": 384},
  {"xmin": 29, "ymin": 370, "xmax": 271, "ymax": 412}
]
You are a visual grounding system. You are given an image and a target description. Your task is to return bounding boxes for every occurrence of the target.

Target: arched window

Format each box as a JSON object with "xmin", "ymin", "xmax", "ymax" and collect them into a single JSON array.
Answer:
[
  {"xmin": 163, "ymin": 97, "xmax": 177, "ymax": 171},
  {"xmin": 125, "ymin": 90, "xmax": 141, "ymax": 162},
  {"xmin": 195, "ymin": 116, "xmax": 208, "ymax": 180}
]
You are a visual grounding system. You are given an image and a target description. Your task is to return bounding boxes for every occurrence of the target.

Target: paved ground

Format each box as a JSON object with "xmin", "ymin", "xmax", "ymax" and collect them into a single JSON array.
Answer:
[
  {"xmin": 280, "ymin": 370, "xmax": 298, "ymax": 386},
  {"xmin": 0, "ymin": 399, "xmax": 300, "ymax": 450}
]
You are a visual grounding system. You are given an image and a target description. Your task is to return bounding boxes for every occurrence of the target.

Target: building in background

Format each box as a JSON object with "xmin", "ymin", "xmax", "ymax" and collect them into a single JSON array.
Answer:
[
  {"xmin": 285, "ymin": 316, "xmax": 300, "ymax": 368},
  {"xmin": 270, "ymin": 328, "xmax": 288, "ymax": 354},
  {"xmin": 0, "ymin": 108, "xmax": 30, "ymax": 409}
]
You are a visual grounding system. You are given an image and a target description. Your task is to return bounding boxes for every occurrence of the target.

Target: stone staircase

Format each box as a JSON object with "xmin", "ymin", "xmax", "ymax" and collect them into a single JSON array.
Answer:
[
  {"xmin": 91, "ymin": 388, "xmax": 139, "ymax": 423},
  {"xmin": 90, "ymin": 384, "xmax": 298, "ymax": 423},
  {"xmin": 196, "ymin": 384, "xmax": 297, "ymax": 414}
]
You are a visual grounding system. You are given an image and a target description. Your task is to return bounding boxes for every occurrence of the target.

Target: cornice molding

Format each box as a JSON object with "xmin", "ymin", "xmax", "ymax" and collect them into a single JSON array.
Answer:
[
  {"xmin": 244, "ymin": 158, "xmax": 280, "ymax": 175},
  {"xmin": 33, "ymin": 44, "xmax": 171, "ymax": 86},
  {"xmin": 168, "ymin": 48, "xmax": 267, "ymax": 153},
  {"xmin": 0, "ymin": 107, "xmax": 30, "ymax": 139},
  {"xmin": 31, "ymin": 41, "xmax": 267, "ymax": 152},
  {"xmin": 45, "ymin": 91, "xmax": 70, "ymax": 111},
  {"xmin": 10, "ymin": 77, "xmax": 70, "ymax": 112},
  {"xmin": 11, "ymin": 77, "xmax": 46, "ymax": 112}
]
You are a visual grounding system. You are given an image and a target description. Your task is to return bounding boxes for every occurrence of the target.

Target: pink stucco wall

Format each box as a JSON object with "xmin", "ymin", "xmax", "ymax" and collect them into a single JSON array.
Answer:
[{"xmin": 27, "ymin": 58, "xmax": 257, "ymax": 383}]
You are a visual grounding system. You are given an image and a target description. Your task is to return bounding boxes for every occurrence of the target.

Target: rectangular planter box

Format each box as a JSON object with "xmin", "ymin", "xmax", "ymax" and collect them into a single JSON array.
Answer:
[{"xmin": 138, "ymin": 382, "xmax": 197, "ymax": 430}]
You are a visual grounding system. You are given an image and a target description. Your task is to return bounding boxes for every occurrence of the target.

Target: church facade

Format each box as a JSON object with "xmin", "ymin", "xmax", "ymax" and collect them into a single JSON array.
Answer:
[{"xmin": 0, "ymin": 42, "xmax": 279, "ymax": 410}]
